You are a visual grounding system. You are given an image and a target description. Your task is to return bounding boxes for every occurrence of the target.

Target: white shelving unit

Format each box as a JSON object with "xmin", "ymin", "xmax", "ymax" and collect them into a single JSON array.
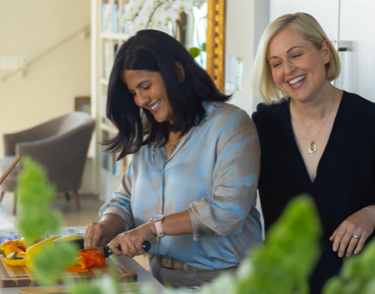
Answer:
[{"xmin": 91, "ymin": 0, "xmax": 132, "ymax": 202}]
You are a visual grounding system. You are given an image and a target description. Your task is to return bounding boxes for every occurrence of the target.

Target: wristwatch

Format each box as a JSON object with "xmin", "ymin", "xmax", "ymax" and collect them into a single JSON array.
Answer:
[{"xmin": 150, "ymin": 215, "xmax": 165, "ymax": 238}]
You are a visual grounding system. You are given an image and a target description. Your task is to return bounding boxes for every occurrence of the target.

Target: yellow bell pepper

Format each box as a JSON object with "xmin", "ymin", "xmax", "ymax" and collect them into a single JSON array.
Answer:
[
  {"xmin": 25, "ymin": 238, "xmax": 54, "ymax": 271},
  {"xmin": 2, "ymin": 257, "xmax": 26, "ymax": 267},
  {"xmin": 53, "ymin": 234, "xmax": 83, "ymax": 242},
  {"xmin": 19, "ymin": 236, "xmax": 43, "ymax": 250}
]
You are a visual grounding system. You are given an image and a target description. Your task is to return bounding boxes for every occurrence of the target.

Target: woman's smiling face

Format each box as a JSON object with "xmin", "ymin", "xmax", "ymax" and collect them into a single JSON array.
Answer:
[
  {"xmin": 267, "ymin": 28, "xmax": 331, "ymax": 102},
  {"xmin": 122, "ymin": 69, "xmax": 176, "ymax": 124}
]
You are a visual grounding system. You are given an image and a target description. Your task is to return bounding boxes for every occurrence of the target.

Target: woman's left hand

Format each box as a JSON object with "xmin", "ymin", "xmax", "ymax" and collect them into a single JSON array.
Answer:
[
  {"xmin": 330, "ymin": 205, "xmax": 375, "ymax": 257},
  {"xmin": 109, "ymin": 223, "xmax": 156, "ymax": 258}
]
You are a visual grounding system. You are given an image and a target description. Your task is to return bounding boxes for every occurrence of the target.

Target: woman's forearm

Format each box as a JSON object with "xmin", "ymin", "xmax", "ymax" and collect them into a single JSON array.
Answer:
[
  {"xmin": 147, "ymin": 210, "xmax": 194, "ymax": 236},
  {"xmin": 100, "ymin": 213, "xmax": 126, "ymax": 236}
]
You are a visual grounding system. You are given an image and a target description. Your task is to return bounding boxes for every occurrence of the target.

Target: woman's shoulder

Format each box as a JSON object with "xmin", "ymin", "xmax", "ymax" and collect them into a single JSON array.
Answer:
[
  {"xmin": 342, "ymin": 91, "xmax": 375, "ymax": 127},
  {"xmin": 209, "ymin": 102, "xmax": 253, "ymax": 129},
  {"xmin": 343, "ymin": 91, "xmax": 375, "ymax": 111},
  {"xmin": 251, "ymin": 98, "xmax": 289, "ymax": 126}
]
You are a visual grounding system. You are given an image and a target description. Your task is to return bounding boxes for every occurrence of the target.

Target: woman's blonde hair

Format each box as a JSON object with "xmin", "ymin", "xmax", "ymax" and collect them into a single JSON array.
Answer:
[{"xmin": 251, "ymin": 12, "xmax": 341, "ymax": 103}]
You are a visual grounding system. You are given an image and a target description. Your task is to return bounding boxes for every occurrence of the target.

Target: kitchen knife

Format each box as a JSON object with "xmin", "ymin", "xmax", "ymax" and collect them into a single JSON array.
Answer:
[{"xmin": 78, "ymin": 241, "xmax": 151, "ymax": 258}]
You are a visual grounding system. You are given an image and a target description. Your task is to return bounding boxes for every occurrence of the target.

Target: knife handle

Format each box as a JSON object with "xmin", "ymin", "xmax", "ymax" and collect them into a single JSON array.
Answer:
[{"xmin": 104, "ymin": 241, "xmax": 151, "ymax": 257}]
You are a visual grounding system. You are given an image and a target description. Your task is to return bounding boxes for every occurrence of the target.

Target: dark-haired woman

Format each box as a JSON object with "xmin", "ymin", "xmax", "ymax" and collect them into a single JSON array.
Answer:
[{"xmin": 84, "ymin": 30, "xmax": 262, "ymax": 288}]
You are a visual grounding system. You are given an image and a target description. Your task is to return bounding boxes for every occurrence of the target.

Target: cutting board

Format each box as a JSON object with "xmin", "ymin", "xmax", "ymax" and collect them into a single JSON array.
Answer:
[{"xmin": 0, "ymin": 255, "xmax": 137, "ymax": 288}]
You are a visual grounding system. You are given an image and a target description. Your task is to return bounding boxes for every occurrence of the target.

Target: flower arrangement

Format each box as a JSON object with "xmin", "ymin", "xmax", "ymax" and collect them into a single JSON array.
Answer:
[{"xmin": 121, "ymin": 0, "xmax": 205, "ymax": 38}]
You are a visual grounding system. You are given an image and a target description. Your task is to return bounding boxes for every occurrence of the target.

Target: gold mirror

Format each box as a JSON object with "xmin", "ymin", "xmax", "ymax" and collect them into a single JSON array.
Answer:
[
  {"xmin": 120, "ymin": 0, "xmax": 226, "ymax": 92},
  {"xmin": 206, "ymin": 0, "xmax": 226, "ymax": 92}
]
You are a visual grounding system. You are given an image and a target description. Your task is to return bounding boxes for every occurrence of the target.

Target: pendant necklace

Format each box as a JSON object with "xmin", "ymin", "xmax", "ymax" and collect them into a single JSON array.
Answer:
[
  {"xmin": 170, "ymin": 135, "xmax": 183, "ymax": 154},
  {"xmin": 295, "ymin": 91, "xmax": 336, "ymax": 154}
]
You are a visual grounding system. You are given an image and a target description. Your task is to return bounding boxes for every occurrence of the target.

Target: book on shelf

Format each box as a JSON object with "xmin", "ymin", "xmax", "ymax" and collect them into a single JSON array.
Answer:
[
  {"xmin": 101, "ymin": 0, "xmax": 121, "ymax": 33},
  {"xmin": 102, "ymin": 2, "xmax": 111, "ymax": 33}
]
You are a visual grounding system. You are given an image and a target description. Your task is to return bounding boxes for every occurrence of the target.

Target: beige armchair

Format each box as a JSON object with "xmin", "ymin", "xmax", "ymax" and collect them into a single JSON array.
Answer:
[{"xmin": 0, "ymin": 112, "xmax": 95, "ymax": 214}]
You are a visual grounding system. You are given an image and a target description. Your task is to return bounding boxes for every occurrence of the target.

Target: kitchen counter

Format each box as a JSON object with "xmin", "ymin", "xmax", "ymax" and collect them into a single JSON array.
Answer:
[
  {"xmin": 0, "ymin": 227, "xmax": 164, "ymax": 294},
  {"xmin": 0, "ymin": 255, "xmax": 164, "ymax": 294}
]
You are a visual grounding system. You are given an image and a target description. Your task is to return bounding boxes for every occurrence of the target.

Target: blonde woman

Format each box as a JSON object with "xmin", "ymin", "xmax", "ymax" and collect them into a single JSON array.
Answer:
[{"xmin": 251, "ymin": 13, "xmax": 375, "ymax": 293}]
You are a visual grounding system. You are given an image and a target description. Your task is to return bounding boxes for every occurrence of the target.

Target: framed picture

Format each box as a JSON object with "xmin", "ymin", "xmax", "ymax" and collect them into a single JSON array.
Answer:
[{"xmin": 75, "ymin": 97, "xmax": 91, "ymax": 114}]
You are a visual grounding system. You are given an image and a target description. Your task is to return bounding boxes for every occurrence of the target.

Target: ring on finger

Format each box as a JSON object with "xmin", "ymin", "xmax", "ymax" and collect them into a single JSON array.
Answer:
[
  {"xmin": 128, "ymin": 245, "xmax": 136, "ymax": 250},
  {"xmin": 352, "ymin": 234, "xmax": 360, "ymax": 239}
]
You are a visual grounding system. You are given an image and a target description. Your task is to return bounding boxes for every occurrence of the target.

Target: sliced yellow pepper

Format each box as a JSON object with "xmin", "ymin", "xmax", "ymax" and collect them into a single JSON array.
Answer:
[
  {"xmin": 25, "ymin": 238, "xmax": 54, "ymax": 271},
  {"xmin": 2, "ymin": 257, "xmax": 26, "ymax": 267}
]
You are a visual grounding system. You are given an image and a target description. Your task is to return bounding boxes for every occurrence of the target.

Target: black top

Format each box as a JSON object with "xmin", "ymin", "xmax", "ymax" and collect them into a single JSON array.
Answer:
[{"xmin": 252, "ymin": 91, "xmax": 375, "ymax": 294}]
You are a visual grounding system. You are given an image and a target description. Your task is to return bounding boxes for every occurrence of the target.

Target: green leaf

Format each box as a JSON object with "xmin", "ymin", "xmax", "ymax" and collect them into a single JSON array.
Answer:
[
  {"xmin": 16, "ymin": 157, "xmax": 61, "ymax": 245},
  {"xmin": 201, "ymin": 42, "xmax": 206, "ymax": 52},
  {"xmin": 32, "ymin": 242, "xmax": 77, "ymax": 286},
  {"xmin": 237, "ymin": 195, "xmax": 322, "ymax": 294},
  {"xmin": 189, "ymin": 47, "xmax": 201, "ymax": 58}
]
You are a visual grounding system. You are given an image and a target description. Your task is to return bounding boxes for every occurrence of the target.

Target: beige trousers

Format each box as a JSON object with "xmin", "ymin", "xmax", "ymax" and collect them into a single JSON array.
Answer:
[{"xmin": 148, "ymin": 256, "xmax": 238, "ymax": 289}]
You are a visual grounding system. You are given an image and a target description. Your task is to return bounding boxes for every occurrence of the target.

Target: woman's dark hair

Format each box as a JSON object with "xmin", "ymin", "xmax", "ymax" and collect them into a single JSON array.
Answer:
[{"xmin": 105, "ymin": 29, "xmax": 231, "ymax": 158}]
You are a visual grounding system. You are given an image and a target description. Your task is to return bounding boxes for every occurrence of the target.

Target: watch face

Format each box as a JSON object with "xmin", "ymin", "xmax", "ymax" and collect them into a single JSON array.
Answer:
[{"xmin": 151, "ymin": 215, "xmax": 164, "ymax": 221}]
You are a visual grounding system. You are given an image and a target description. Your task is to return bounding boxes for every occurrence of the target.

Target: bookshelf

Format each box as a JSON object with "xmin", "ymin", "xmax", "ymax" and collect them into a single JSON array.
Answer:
[{"xmin": 91, "ymin": 0, "xmax": 131, "ymax": 202}]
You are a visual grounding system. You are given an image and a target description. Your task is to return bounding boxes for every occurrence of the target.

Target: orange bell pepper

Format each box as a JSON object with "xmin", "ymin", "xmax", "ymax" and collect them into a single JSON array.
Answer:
[
  {"xmin": 80, "ymin": 250, "xmax": 105, "ymax": 267},
  {"xmin": 65, "ymin": 266, "xmax": 89, "ymax": 273},
  {"xmin": 2, "ymin": 257, "xmax": 26, "ymax": 267},
  {"xmin": 4, "ymin": 244, "xmax": 24, "ymax": 256},
  {"xmin": 0, "ymin": 240, "xmax": 17, "ymax": 252},
  {"xmin": 66, "ymin": 255, "xmax": 89, "ymax": 272}
]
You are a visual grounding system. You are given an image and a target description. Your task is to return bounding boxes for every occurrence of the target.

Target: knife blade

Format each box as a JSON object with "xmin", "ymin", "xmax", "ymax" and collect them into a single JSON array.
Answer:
[{"xmin": 78, "ymin": 241, "xmax": 151, "ymax": 258}]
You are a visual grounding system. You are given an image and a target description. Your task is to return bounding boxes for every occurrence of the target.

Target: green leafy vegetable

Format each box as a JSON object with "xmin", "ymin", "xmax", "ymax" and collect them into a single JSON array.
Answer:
[
  {"xmin": 32, "ymin": 242, "xmax": 77, "ymax": 286},
  {"xmin": 236, "ymin": 195, "xmax": 322, "ymax": 294},
  {"xmin": 323, "ymin": 239, "xmax": 375, "ymax": 294},
  {"xmin": 16, "ymin": 157, "xmax": 62, "ymax": 243},
  {"xmin": 15, "ymin": 157, "xmax": 75, "ymax": 285}
]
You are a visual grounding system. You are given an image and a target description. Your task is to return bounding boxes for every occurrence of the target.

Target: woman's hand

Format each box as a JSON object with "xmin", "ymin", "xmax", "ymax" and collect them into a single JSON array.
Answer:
[
  {"xmin": 330, "ymin": 206, "xmax": 375, "ymax": 257},
  {"xmin": 84, "ymin": 214, "xmax": 125, "ymax": 249},
  {"xmin": 109, "ymin": 223, "xmax": 156, "ymax": 258}
]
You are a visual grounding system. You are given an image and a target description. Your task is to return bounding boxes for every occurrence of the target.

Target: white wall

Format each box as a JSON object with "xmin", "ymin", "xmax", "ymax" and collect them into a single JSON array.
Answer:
[
  {"xmin": 225, "ymin": 0, "xmax": 268, "ymax": 115},
  {"xmin": 0, "ymin": 0, "xmax": 93, "ymax": 192}
]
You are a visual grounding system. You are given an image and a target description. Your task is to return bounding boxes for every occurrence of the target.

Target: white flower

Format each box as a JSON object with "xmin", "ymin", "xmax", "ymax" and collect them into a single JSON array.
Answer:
[
  {"xmin": 138, "ymin": 7, "xmax": 152, "ymax": 19},
  {"xmin": 131, "ymin": 0, "xmax": 147, "ymax": 8},
  {"xmin": 134, "ymin": 16, "xmax": 149, "ymax": 31},
  {"xmin": 156, "ymin": 10, "xmax": 179, "ymax": 25},
  {"xmin": 193, "ymin": 0, "xmax": 206, "ymax": 8},
  {"xmin": 171, "ymin": 0, "xmax": 194, "ymax": 14},
  {"xmin": 122, "ymin": 3, "xmax": 137, "ymax": 20}
]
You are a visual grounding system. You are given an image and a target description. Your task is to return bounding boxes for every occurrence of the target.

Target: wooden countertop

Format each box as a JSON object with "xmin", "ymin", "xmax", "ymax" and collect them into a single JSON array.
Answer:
[{"xmin": 0, "ymin": 227, "xmax": 164, "ymax": 294}]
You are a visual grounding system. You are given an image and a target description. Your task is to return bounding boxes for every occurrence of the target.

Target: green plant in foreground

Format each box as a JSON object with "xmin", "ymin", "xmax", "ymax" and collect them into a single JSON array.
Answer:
[
  {"xmin": 323, "ymin": 238, "xmax": 375, "ymax": 294},
  {"xmin": 15, "ymin": 157, "xmax": 81, "ymax": 286},
  {"xmin": 16, "ymin": 157, "xmax": 62, "ymax": 243},
  {"xmin": 16, "ymin": 157, "xmax": 122, "ymax": 292},
  {"xmin": 239, "ymin": 195, "xmax": 322, "ymax": 294},
  {"xmin": 140, "ymin": 195, "xmax": 322, "ymax": 294}
]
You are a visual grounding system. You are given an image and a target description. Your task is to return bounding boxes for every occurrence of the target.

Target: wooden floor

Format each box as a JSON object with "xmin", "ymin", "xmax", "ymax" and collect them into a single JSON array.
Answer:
[{"xmin": 0, "ymin": 192, "xmax": 149, "ymax": 270}]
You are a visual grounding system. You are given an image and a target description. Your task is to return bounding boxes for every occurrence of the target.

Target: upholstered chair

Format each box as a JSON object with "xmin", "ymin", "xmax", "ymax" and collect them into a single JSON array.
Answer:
[{"xmin": 0, "ymin": 112, "xmax": 95, "ymax": 215}]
